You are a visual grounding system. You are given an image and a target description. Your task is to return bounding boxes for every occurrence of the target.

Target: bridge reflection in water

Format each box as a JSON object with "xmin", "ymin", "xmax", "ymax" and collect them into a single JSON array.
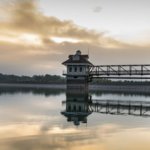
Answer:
[{"xmin": 61, "ymin": 90, "xmax": 150, "ymax": 126}]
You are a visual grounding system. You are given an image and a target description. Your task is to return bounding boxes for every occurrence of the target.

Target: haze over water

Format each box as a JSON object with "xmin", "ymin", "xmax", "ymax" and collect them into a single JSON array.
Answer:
[{"xmin": 1, "ymin": 87, "xmax": 150, "ymax": 150}]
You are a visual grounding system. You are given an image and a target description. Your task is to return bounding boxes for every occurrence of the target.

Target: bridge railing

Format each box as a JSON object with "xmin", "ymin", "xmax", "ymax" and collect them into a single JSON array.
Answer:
[
  {"xmin": 62, "ymin": 70, "xmax": 89, "ymax": 76},
  {"xmin": 90, "ymin": 70, "xmax": 150, "ymax": 75},
  {"xmin": 89, "ymin": 65, "xmax": 150, "ymax": 76},
  {"xmin": 92, "ymin": 99, "xmax": 150, "ymax": 105},
  {"xmin": 89, "ymin": 99, "xmax": 150, "ymax": 117}
]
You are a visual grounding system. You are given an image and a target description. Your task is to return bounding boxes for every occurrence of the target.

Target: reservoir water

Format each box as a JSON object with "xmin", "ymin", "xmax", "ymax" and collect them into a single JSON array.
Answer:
[{"xmin": 1, "ymin": 87, "xmax": 150, "ymax": 150}]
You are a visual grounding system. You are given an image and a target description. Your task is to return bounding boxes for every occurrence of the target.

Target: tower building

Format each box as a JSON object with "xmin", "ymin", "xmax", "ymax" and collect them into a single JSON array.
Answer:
[
  {"xmin": 62, "ymin": 50, "xmax": 93, "ymax": 89},
  {"xmin": 61, "ymin": 89, "xmax": 92, "ymax": 126}
]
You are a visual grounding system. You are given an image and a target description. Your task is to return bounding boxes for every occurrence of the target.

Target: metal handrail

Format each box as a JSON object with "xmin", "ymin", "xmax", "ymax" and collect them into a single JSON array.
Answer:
[{"xmin": 62, "ymin": 70, "xmax": 89, "ymax": 75}]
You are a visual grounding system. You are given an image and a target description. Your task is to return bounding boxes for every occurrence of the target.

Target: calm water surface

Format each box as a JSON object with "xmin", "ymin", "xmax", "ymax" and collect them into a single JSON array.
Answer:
[{"xmin": 1, "ymin": 87, "xmax": 150, "ymax": 150}]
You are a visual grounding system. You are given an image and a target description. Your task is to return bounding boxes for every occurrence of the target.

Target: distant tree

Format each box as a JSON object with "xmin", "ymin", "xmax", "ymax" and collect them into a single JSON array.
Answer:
[{"xmin": 0, "ymin": 73, "xmax": 66, "ymax": 83}]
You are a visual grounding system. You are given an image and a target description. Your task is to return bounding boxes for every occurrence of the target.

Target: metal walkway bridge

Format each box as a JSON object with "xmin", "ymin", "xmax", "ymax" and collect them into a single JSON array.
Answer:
[
  {"xmin": 62, "ymin": 99, "xmax": 150, "ymax": 118},
  {"xmin": 89, "ymin": 99, "xmax": 150, "ymax": 117},
  {"xmin": 88, "ymin": 64, "xmax": 150, "ymax": 80}
]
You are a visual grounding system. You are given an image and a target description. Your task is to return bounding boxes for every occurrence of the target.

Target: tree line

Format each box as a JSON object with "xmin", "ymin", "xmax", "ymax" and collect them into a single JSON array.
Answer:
[
  {"xmin": 0, "ymin": 73, "xmax": 66, "ymax": 83},
  {"xmin": 0, "ymin": 73, "xmax": 149, "ymax": 83}
]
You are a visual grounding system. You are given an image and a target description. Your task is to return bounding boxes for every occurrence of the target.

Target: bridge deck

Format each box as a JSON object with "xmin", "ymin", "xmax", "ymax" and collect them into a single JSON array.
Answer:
[
  {"xmin": 62, "ymin": 99, "xmax": 150, "ymax": 117},
  {"xmin": 89, "ymin": 65, "xmax": 150, "ymax": 78},
  {"xmin": 90, "ymin": 99, "xmax": 150, "ymax": 117}
]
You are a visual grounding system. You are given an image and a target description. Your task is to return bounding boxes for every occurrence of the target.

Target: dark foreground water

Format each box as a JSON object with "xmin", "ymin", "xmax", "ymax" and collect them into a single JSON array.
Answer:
[{"xmin": 1, "ymin": 87, "xmax": 150, "ymax": 150}]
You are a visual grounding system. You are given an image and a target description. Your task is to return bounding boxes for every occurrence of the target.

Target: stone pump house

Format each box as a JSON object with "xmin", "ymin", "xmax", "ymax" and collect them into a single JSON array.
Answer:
[{"xmin": 62, "ymin": 50, "xmax": 93, "ymax": 89}]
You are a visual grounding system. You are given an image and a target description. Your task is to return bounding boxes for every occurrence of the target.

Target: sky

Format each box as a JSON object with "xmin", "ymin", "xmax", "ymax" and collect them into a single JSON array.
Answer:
[{"xmin": 0, "ymin": 0, "xmax": 150, "ymax": 76}]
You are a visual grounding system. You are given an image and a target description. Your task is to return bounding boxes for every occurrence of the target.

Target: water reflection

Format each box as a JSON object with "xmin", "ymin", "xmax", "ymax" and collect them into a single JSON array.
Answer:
[
  {"xmin": 0, "ymin": 87, "xmax": 65, "ymax": 96},
  {"xmin": 2, "ymin": 86, "xmax": 150, "ymax": 97},
  {"xmin": 61, "ymin": 89, "xmax": 150, "ymax": 126},
  {"xmin": 1, "ymin": 87, "xmax": 150, "ymax": 149},
  {"xmin": 61, "ymin": 90, "xmax": 92, "ymax": 126}
]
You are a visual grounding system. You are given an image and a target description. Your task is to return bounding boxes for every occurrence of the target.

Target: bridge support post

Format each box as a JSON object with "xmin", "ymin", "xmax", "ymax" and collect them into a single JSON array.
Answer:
[
  {"xmin": 140, "ymin": 104, "xmax": 142, "ymax": 116},
  {"xmin": 128, "ymin": 102, "xmax": 131, "ymax": 115},
  {"xmin": 117, "ymin": 101, "xmax": 120, "ymax": 114}
]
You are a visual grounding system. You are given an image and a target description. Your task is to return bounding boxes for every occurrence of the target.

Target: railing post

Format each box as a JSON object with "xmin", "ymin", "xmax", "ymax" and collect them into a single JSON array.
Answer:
[
  {"xmin": 141, "ymin": 65, "xmax": 143, "ymax": 76},
  {"xmin": 140, "ymin": 102, "xmax": 142, "ymax": 116},
  {"xmin": 118, "ymin": 65, "xmax": 121, "ymax": 76},
  {"xmin": 107, "ymin": 66, "xmax": 110, "ymax": 76},
  {"xmin": 129, "ymin": 65, "xmax": 132, "ymax": 76},
  {"xmin": 96, "ymin": 66, "xmax": 98, "ymax": 75},
  {"xmin": 128, "ymin": 101, "xmax": 131, "ymax": 115}
]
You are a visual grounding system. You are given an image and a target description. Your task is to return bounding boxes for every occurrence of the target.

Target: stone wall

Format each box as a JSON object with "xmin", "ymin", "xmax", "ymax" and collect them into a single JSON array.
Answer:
[
  {"xmin": 1, "ymin": 83, "xmax": 150, "ymax": 93},
  {"xmin": 89, "ymin": 84, "xmax": 150, "ymax": 92}
]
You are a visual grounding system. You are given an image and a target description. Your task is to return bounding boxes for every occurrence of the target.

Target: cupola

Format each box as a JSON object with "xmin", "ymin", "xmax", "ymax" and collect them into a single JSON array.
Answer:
[{"xmin": 76, "ymin": 50, "xmax": 81, "ymax": 55}]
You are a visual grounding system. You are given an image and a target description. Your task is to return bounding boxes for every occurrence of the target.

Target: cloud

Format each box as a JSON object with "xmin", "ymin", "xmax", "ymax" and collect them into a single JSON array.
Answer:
[
  {"xmin": 0, "ymin": 0, "xmax": 125, "ymax": 47},
  {"xmin": 0, "ymin": 0, "xmax": 149, "ymax": 76},
  {"xmin": 93, "ymin": 7, "xmax": 102, "ymax": 13}
]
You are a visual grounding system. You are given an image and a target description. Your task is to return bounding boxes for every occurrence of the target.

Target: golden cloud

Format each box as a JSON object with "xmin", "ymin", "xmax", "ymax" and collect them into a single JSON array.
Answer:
[
  {"xmin": 0, "ymin": 0, "xmax": 128, "ymax": 47},
  {"xmin": 0, "ymin": 0, "xmax": 149, "ymax": 76}
]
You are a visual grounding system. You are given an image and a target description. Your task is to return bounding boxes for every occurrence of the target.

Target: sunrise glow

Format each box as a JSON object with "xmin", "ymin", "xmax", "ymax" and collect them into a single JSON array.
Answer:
[{"xmin": 51, "ymin": 37, "xmax": 79, "ymax": 43}]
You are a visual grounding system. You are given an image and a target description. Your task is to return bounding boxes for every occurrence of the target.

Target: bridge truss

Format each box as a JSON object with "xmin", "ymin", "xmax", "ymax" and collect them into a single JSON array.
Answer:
[
  {"xmin": 88, "ymin": 65, "xmax": 150, "ymax": 80},
  {"xmin": 89, "ymin": 99, "xmax": 150, "ymax": 117}
]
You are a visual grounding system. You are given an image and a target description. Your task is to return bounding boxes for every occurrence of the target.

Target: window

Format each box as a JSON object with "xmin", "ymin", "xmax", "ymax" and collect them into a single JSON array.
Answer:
[
  {"xmin": 74, "ymin": 56, "xmax": 78, "ymax": 60},
  {"xmin": 79, "ymin": 106, "xmax": 81, "ymax": 112},
  {"xmin": 68, "ymin": 105, "xmax": 71, "ymax": 110},
  {"xmin": 73, "ymin": 54, "xmax": 79, "ymax": 60},
  {"xmin": 80, "ymin": 67, "xmax": 82, "ymax": 72},
  {"xmin": 74, "ymin": 106, "xmax": 76, "ymax": 111},
  {"xmin": 74, "ymin": 67, "xmax": 77, "ymax": 72},
  {"xmin": 69, "ymin": 67, "xmax": 72, "ymax": 72}
]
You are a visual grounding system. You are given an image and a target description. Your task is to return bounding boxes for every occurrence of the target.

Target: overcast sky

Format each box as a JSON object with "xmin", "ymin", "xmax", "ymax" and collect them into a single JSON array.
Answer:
[{"xmin": 0, "ymin": 0, "xmax": 150, "ymax": 76}]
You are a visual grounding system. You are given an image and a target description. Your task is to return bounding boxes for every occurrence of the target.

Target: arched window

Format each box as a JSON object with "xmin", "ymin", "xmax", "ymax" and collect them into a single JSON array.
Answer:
[
  {"xmin": 74, "ymin": 67, "xmax": 77, "ymax": 72},
  {"xmin": 80, "ymin": 67, "xmax": 82, "ymax": 72}
]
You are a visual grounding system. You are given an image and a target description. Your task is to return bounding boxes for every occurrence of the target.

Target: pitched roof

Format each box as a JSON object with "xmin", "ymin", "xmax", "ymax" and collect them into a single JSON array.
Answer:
[{"xmin": 62, "ymin": 55, "xmax": 93, "ymax": 65}]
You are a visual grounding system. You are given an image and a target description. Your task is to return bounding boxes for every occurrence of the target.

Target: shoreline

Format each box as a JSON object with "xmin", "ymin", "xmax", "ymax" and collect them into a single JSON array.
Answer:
[
  {"xmin": 0, "ymin": 83, "xmax": 150, "ymax": 93},
  {"xmin": 0, "ymin": 83, "xmax": 66, "ymax": 89}
]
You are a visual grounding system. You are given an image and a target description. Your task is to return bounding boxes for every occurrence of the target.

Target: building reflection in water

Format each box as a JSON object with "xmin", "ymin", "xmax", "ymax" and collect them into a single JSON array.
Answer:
[
  {"xmin": 61, "ymin": 89, "xmax": 92, "ymax": 126},
  {"xmin": 61, "ymin": 89, "xmax": 150, "ymax": 126}
]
